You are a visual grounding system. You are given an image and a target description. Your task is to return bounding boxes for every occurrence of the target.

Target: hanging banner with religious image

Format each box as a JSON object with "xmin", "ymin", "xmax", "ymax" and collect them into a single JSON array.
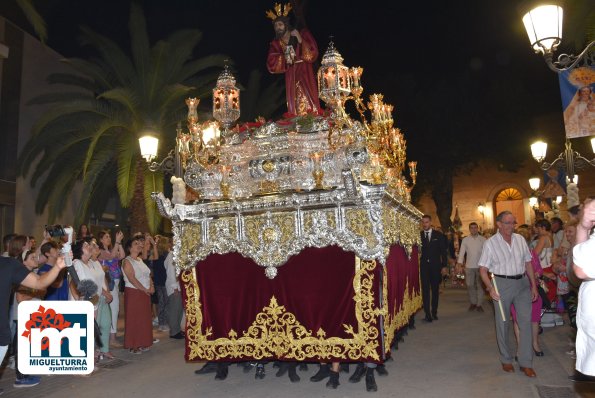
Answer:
[
  {"xmin": 559, "ymin": 65, "xmax": 595, "ymax": 139},
  {"xmin": 542, "ymin": 168, "xmax": 566, "ymax": 198}
]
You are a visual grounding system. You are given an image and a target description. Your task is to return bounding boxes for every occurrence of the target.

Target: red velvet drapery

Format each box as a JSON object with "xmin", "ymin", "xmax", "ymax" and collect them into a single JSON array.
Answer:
[{"xmin": 181, "ymin": 244, "xmax": 420, "ymax": 363}]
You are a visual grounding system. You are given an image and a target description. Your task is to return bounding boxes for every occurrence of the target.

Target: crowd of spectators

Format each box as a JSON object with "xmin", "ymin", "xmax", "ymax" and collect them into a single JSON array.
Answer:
[{"xmin": 0, "ymin": 225, "xmax": 184, "ymax": 391}]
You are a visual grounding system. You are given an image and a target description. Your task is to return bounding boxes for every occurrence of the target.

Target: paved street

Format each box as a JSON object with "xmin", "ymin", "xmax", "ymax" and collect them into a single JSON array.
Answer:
[{"xmin": 1, "ymin": 286, "xmax": 593, "ymax": 397}]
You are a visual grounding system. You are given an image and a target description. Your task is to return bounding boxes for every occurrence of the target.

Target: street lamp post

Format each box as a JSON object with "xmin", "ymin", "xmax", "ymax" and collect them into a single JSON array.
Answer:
[
  {"xmin": 530, "ymin": 139, "xmax": 595, "ymax": 183},
  {"xmin": 138, "ymin": 123, "xmax": 183, "ymax": 176},
  {"xmin": 523, "ymin": 3, "xmax": 595, "ymax": 187}
]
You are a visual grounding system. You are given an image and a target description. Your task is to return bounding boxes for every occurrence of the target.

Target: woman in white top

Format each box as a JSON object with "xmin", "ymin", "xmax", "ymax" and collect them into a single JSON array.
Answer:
[
  {"xmin": 122, "ymin": 235, "xmax": 155, "ymax": 354},
  {"xmin": 69, "ymin": 238, "xmax": 113, "ymax": 360},
  {"xmin": 534, "ymin": 219, "xmax": 554, "ymax": 269}
]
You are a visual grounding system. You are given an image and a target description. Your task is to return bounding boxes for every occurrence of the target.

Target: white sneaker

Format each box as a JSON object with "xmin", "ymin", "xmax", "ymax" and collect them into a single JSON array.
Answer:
[
  {"xmin": 152, "ymin": 317, "xmax": 159, "ymax": 326},
  {"xmin": 153, "ymin": 338, "xmax": 160, "ymax": 344},
  {"xmin": 158, "ymin": 325, "xmax": 170, "ymax": 332}
]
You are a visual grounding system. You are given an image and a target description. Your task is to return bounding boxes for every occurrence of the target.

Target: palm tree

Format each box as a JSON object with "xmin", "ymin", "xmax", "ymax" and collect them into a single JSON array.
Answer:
[{"xmin": 17, "ymin": 3, "xmax": 226, "ymax": 234}]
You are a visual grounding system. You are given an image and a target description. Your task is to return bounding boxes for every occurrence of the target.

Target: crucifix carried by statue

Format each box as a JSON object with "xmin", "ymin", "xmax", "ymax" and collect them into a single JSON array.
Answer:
[{"xmin": 266, "ymin": 2, "xmax": 320, "ymax": 116}]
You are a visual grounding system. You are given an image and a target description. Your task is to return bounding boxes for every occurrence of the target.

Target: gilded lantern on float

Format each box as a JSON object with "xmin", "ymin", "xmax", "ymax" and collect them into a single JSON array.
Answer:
[
  {"xmin": 212, "ymin": 65, "xmax": 240, "ymax": 129},
  {"xmin": 317, "ymin": 42, "xmax": 351, "ymax": 104}
]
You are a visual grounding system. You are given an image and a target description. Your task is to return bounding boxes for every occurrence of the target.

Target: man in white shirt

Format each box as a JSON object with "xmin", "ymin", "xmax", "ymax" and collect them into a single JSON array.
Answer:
[
  {"xmin": 457, "ymin": 222, "xmax": 486, "ymax": 312},
  {"xmin": 479, "ymin": 211, "xmax": 538, "ymax": 378}
]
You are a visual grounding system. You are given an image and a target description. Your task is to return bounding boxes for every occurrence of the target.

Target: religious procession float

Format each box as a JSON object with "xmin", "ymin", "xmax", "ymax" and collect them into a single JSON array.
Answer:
[{"xmin": 151, "ymin": 2, "xmax": 423, "ymax": 364}]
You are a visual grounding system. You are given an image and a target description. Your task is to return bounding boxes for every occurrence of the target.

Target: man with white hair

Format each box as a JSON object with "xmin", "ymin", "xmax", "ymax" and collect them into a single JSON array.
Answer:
[{"xmin": 479, "ymin": 211, "xmax": 538, "ymax": 377}]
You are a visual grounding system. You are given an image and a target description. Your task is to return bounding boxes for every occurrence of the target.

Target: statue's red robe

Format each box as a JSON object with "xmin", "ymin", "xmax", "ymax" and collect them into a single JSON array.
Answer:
[{"xmin": 267, "ymin": 29, "xmax": 321, "ymax": 116}]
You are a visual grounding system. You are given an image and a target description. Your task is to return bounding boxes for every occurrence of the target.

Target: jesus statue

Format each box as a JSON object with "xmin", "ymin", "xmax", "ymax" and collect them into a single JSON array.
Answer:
[{"xmin": 266, "ymin": 3, "xmax": 320, "ymax": 116}]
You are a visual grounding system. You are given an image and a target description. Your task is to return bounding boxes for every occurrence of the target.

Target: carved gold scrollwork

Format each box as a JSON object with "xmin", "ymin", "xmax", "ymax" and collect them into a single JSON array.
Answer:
[
  {"xmin": 346, "ymin": 209, "xmax": 378, "ymax": 248},
  {"xmin": 382, "ymin": 205, "xmax": 421, "ymax": 256}
]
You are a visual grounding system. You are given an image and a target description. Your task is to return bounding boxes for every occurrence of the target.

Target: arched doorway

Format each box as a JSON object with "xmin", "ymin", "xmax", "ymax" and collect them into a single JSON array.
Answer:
[{"xmin": 494, "ymin": 188, "xmax": 525, "ymax": 224}]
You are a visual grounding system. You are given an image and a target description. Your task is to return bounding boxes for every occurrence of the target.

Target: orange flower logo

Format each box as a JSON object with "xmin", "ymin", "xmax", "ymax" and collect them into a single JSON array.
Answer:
[{"xmin": 22, "ymin": 305, "xmax": 72, "ymax": 350}]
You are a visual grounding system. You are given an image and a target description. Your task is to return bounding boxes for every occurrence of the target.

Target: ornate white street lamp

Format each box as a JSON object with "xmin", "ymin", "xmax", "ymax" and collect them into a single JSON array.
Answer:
[
  {"xmin": 523, "ymin": 4, "xmax": 595, "ymax": 186},
  {"xmin": 139, "ymin": 134, "xmax": 158, "ymax": 163},
  {"xmin": 522, "ymin": 3, "xmax": 594, "ymax": 72},
  {"xmin": 528, "ymin": 177, "xmax": 541, "ymax": 191},
  {"xmin": 139, "ymin": 126, "xmax": 181, "ymax": 175}
]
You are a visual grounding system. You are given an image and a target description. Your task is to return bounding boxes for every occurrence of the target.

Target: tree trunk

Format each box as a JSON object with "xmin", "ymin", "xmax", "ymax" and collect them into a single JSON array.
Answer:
[
  {"xmin": 129, "ymin": 158, "xmax": 149, "ymax": 235},
  {"xmin": 430, "ymin": 167, "xmax": 454, "ymax": 232}
]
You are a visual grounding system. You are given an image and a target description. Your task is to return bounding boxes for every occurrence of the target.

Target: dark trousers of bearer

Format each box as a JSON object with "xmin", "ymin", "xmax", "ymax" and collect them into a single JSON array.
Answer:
[{"xmin": 420, "ymin": 265, "xmax": 441, "ymax": 318}]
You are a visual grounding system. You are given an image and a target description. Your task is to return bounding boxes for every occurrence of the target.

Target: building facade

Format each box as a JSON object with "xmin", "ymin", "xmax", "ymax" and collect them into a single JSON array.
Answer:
[
  {"xmin": 0, "ymin": 17, "xmax": 80, "ymax": 238},
  {"xmin": 417, "ymin": 159, "xmax": 595, "ymax": 233}
]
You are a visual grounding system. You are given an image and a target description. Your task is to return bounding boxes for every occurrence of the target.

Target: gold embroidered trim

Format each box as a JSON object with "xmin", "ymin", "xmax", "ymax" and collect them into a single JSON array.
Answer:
[
  {"xmin": 295, "ymin": 81, "xmax": 311, "ymax": 116},
  {"xmin": 182, "ymin": 257, "xmax": 385, "ymax": 361},
  {"xmin": 383, "ymin": 279, "xmax": 422, "ymax": 351},
  {"xmin": 302, "ymin": 44, "xmax": 314, "ymax": 62},
  {"xmin": 275, "ymin": 54, "xmax": 284, "ymax": 72}
]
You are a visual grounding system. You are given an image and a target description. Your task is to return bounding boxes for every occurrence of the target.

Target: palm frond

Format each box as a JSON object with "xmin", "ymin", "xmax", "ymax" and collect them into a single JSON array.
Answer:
[
  {"xmin": 46, "ymin": 71, "xmax": 99, "ymax": 92},
  {"xmin": 116, "ymin": 134, "xmax": 138, "ymax": 207},
  {"xmin": 78, "ymin": 26, "xmax": 135, "ymax": 85},
  {"xmin": 27, "ymin": 132, "xmax": 99, "ymax": 186},
  {"xmin": 177, "ymin": 54, "xmax": 228, "ymax": 82},
  {"xmin": 19, "ymin": 114, "xmax": 103, "ymax": 177},
  {"xmin": 145, "ymin": 41, "xmax": 171, "ymax": 104},
  {"xmin": 60, "ymin": 59, "xmax": 116, "ymax": 89},
  {"xmin": 157, "ymin": 84, "xmax": 195, "ymax": 122},
  {"xmin": 26, "ymin": 91, "xmax": 95, "ymax": 106},
  {"xmin": 129, "ymin": 3, "xmax": 150, "ymax": 90},
  {"xmin": 76, "ymin": 146, "xmax": 116, "ymax": 226},
  {"xmin": 34, "ymin": 146, "xmax": 86, "ymax": 218},
  {"xmin": 16, "ymin": 0, "xmax": 48, "ymax": 43},
  {"xmin": 160, "ymin": 29, "xmax": 204, "ymax": 79},
  {"xmin": 83, "ymin": 122, "xmax": 124, "ymax": 176},
  {"xmin": 98, "ymin": 88, "xmax": 140, "ymax": 118},
  {"xmin": 28, "ymin": 100, "xmax": 113, "ymax": 138}
]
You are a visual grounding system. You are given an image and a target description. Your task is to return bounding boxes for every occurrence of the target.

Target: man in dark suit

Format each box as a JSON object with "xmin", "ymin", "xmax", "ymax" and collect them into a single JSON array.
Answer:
[{"xmin": 420, "ymin": 215, "xmax": 448, "ymax": 322}]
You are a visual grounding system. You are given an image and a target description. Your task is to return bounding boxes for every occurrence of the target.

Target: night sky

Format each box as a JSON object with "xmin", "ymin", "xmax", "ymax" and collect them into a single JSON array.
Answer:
[{"xmin": 1, "ymin": 0, "xmax": 590, "ymax": 166}]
